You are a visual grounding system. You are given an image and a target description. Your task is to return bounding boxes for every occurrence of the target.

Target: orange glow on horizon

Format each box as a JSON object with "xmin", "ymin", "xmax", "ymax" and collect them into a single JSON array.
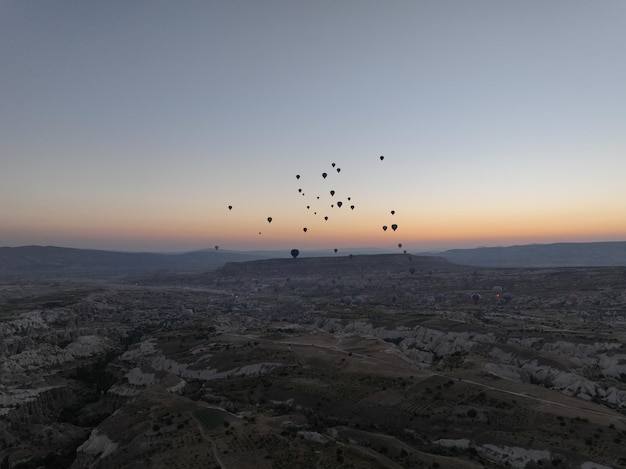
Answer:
[{"xmin": 4, "ymin": 199, "xmax": 626, "ymax": 252}]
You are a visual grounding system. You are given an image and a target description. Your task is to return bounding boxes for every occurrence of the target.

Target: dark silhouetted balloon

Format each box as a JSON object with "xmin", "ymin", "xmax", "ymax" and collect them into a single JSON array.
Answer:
[
  {"xmin": 298, "ymin": 188, "xmax": 302, "ymax": 193},
  {"xmin": 267, "ymin": 217, "xmax": 272, "ymax": 223},
  {"xmin": 322, "ymin": 172, "xmax": 327, "ymax": 179},
  {"xmin": 471, "ymin": 293, "xmax": 481, "ymax": 305},
  {"xmin": 215, "ymin": 245, "xmax": 219, "ymax": 250},
  {"xmin": 306, "ymin": 205, "xmax": 310, "ymax": 209},
  {"xmin": 347, "ymin": 197, "xmax": 351, "ymax": 200},
  {"xmin": 350, "ymin": 205, "xmax": 355, "ymax": 210},
  {"xmin": 398, "ymin": 243, "xmax": 402, "ymax": 248},
  {"xmin": 391, "ymin": 210, "xmax": 395, "ymax": 215},
  {"xmin": 380, "ymin": 155, "xmax": 384, "ymax": 160},
  {"xmin": 337, "ymin": 201, "xmax": 343, "ymax": 208},
  {"xmin": 330, "ymin": 190, "xmax": 335, "ymax": 196},
  {"xmin": 324, "ymin": 216, "xmax": 328, "ymax": 221},
  {"xmin": 290, "ymin": 249, "xmax": 299, "ymax": 258},
  {"xmin": 296, "ymin": 174, "xmax": 300, "ymax": 179},
  {"xmin": 334, "ymin": 248, "xmax": 338, "ymax": 253},
  {"xmin": 382, "ymin": 225, "xmax": 388, "ymax": 231},
  {"xmin": 228, "ymin": 205, "xmax": 232, "ymax": 210},
  {"xmin": 337, "ymin": 168, "xmax": 341, "ymax": 173},
  {"xmin": 303, "ymin": 227, "xmax": 308, "ymax": 233},
  {"xmin": 331, "ymin": 163, "xmax": 336, "ymax": 167},
  {"xmin": 391, "ymin": 224, "xmax": 398, "ymax": 231}
]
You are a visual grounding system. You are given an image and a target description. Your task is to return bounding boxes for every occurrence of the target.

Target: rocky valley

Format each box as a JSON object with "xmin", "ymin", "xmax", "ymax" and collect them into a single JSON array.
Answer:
[{"xmin": 1, "ymin": 253, "xmax": 626, "ymax": 468}]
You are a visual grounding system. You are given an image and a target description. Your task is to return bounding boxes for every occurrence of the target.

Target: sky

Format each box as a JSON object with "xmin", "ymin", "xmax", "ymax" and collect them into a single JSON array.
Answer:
[{"xmin": 2, "ymin": 1, "xmax": 625, "ymax": 253}]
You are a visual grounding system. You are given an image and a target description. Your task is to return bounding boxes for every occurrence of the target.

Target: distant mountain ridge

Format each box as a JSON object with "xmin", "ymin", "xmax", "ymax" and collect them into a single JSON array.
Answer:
[
  {"xmin": 434, "ymin": 241, "xmax": 626, "ymax": 267},
  {"xmin": 1, "ymin": 241, "xmax": 625, "ymax": 279},
  {"xmin": 0, "ymin": 245, "xmax": 267, "ymax": 279}
]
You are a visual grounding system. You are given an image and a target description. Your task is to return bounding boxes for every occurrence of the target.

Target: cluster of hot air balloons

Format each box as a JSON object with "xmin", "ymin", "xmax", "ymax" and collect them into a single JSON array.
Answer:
[
  {"xmin": 221, "ymin": 154, "xmax": 405, "ymax": 255},
  {"xmin": 294, "ymin": 160, "xmax": 358, "ymax": 233},
  {"xmin": 287, "ymin": 155, "xmax": 401, "ymax": 254}
]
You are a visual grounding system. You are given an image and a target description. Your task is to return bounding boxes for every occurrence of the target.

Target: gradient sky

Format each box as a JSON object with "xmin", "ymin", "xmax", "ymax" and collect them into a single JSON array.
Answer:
[{"xmin": 2, "ymin": 1, "xmax": 625, "ymax": 253}]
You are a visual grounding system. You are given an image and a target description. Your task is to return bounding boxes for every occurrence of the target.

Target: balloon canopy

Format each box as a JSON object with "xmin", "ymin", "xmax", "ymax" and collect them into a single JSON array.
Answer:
[{"xmin": 471, "ymin": 293, "xmax": 481, "ymax": 305}]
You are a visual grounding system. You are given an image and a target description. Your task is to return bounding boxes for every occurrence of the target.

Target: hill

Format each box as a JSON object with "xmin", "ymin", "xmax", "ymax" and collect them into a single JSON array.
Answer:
[
  {"xmin": 0, "ymin": 246, "xmax": 267, "ymax": 279},
  {"xmin": 217, "ymin": 253, "xmax": 456, "ymax": 278},
  {"xmin": 433, "ymin": 241, "xmax": 626, "ymax": 267}
]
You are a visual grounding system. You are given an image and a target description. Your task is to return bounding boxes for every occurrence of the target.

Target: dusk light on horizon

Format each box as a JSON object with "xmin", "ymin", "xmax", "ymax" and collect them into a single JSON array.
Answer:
[{"xmin": 2, "ymin": 1, "xmax": 625, "ymax": 253}]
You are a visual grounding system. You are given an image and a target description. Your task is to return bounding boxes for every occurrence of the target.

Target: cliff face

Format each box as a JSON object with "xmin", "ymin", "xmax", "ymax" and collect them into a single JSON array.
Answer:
[{"xmin": 0, "ymin": 306, "xmax": 132, "ymax": 468}]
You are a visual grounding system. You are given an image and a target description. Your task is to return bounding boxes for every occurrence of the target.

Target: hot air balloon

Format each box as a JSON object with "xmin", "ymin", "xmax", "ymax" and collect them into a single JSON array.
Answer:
[
  {"xmin": 322, "ymin": 172, "xmax": 327, "ymax": 179},
  {"xmin": 382, "ymin": 225, "xmax": 388, "ymax": 231},
  {"xmin": 398, "ymin": 243, "xmax": 402, "ymax": 248},
  {"xmin": 267, "ymin": 217, "xmax": 272, "ymax": 223},
  {"xmin": 331, "ymin": 163, "xmax": 336, "ymax": 167},
  {"xmin": 228, "ymin": 205, "xmax": 232, "ymax": 210},
  {"xmin": 324, "ymin": 216, "xmax": 328, "ymax": 221},
  {"xmin": 337, "ymin": 201, "xmax": 343, "ymax": 208},
  {"xmin": 350, "ymin": 205, "xmax": 355, "ymax": 210},
  {"xmin": 493, "ymin": 286, "xmax": 503, "ymax": 298},
  {"xmin": 380, "ymin": 155, "xmax": 384, "ymax": 161},
  {"xmin": 296, "ymin": 174, "xmax": 300, "ymax": 179},
  {"xmin": 303, "ymin": 227, "xmax": 308, "ymax": 232},
  {"xmin": 391, "ymin": 224, "xmax": 398, "ymax": 231},
  {"xmin": 391, "ymin": 210, "xmax": 395, "ymax": 215},
  {"xmin": 568, "ymin": 294, "xmax": 578, "ymax": 305},
  {"xmin": 337, "ymin": 168, "xmax": 341, "ymax": 173},
  {"xmin": 330, "ymin": 190, "xmax": 335, "ymax": 196},
  {"xmin": 298, "ymin": 188, "xmax": 302, "ymax": 193},
  {"xmin": 471, "ymin": 293, "xmax": 481, "ymax": 305},
  {"xmin": 334, "ymin": 248, "xmax": 338, "ymax": 253},
  {"xmin": 215, "ymin": 245, "xmax": 219, "ymax": 250},
  {"xmin": 290, "ymin": 249, "xmax": 299, "ymax": 259}
]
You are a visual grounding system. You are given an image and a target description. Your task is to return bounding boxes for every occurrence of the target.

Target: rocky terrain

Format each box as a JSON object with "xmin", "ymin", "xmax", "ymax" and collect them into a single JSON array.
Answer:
[{"xmin": 1, "ymin": 254, "xmax": 626, "ymax": 468}]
